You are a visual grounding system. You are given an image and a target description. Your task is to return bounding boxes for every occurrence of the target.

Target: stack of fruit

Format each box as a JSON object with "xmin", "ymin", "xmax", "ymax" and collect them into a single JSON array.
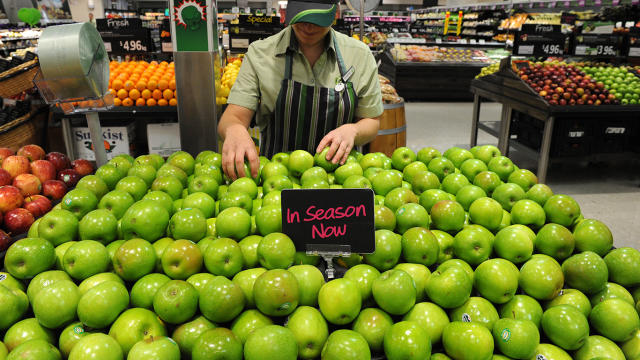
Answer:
[
  {"xmin": 579, "ymin": 65, "xmax": 640, "ymax": 105},
  {"xmin": 108, "ymin": 61, "xmax": 177, "ymax": 107},
  {"xmin": 216, "ymin": 58, "xmax": 243, "ymax": 105},
  {"xmin": 476, "ymin": 62, "xmax": 499, "ymax": 78},
  {"xmin": 2, "ymin": 144, "xmax": 640, "ymax": 360},
  {"xmin": 0, "ymin": 145, "xmax": 93, "ymax": 246}
]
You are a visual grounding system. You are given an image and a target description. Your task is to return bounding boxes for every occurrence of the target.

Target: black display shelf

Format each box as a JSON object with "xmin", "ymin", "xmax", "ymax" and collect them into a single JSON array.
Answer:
[{"xmin": 52, "ymin": 106, "xmax": 178, "ymax": 120}]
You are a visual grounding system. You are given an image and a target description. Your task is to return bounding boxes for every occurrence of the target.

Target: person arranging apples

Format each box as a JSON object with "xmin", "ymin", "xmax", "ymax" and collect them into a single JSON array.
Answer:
[{"xmin": 218, "ymin": 0, "xmax": 383, "ymax": 179}]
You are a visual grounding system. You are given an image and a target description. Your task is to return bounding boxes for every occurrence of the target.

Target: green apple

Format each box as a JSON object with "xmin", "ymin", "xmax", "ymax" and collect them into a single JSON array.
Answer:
[
  {"xmin": 32, "ymin": 279, "xmax": 80, "ymax": 329},
  {"xmin": 372, "ymin": 269, "xmax": 416, "ymax": 315},
  {"xmin": 244, "ymin": 325, "xmax": 297, "ymax": 360},
  {"xmin": 255, "ymin": 204, "xmax": 282, "ymax": 235},
  {"xmin": 519, "ymin": 255, "xmax": 564, "ymax": 300},
  {"xmin": 342, "ymin": 175, "xmax": 371, "ymax": 189},
  {"xmin": 230, "ymin": 309, "xmax": 272, "ymax": 345},
  {"xmin": 78, "ymin": 209, "xmax": 118, "ymax": 244},
  {"xmin": 0, "ymin": 272, "xmax": 24, "ymax": 292},
  {"xmin": 3, "ymin": 318, "xmax": 55, "ymax": 352},
  {"xmin": 113, "ymin": 239, "xmax": 157, "ymax": 281},
  {"xmin": 526, "ymin": 184, "xmax": 554, "ymax": 206},
  {"xmin": 543, "ymin": 194, "xmax": 580, "ymax": 227},
  {"xmin": 399, "ymin": 228, "xmax": 437, "ymax": 267},
  {"xmin": 450, "ymin": 297, "xmax": 499, "ymax": 329},
  {"xmin": 170, "ymin": 208, "xmax": 207, "ymax": 242},
  {"xmin": 572, "ymin": 219, "xmax": 613, "ymax": 256},
  {"xmin": 285, "ymin": 306, "xmax": 328, "ymax": 359},
  {"xmin": 403, "ymin": 302, "xmax": 449, "ymax": 344},
  {"xmin": 492, "ymin": 318, "xmax": 539, "ymax": 359},
  {"xmin": 300, "ymin": 166, "xmax": 328, "ymax": 184},
  {"xmin": 431, "ymin": 230, "xmax": 454, "ymax": 264},
  {"xmin": 430, "ymin": 200, "xmax": 465, "ymax": 232},
  {"xmin": 261, "ymin": 161, "xmax": 289, "ymax": 180},
  {"xmin": 202, "ymin": 237, "xmax": 243, "ymax": 278},
  {"xmin": 418, "ymin": 189, "xmax": 450, "ymax": 213},
  {"xmin": 364, "ymin": 229, "xmax": 402, "ymax": 271},
  {"xmin": 432, "ymin": 354, "xmax": 452, "ymax": 360},
  {"xmin": 621, "ymin": 329, "xmax": 640, "ymax": 360},
  {"xmin": 187, "ymin": 272, "xmax": 216, "ymax": 296},
  {"xmin": 352, "ymin": 307, "xmax": 392, "ymax": 353},
  {"xmin": 188, "ymin": 175, "xmax": 219, "ymax": 199},
  {"xmin": 562, "ymin": 251, "xmax": 608, "ymax": 294},
  {"xmin": 5, "ymin": 339, "xmax": 61, "ymax": 360},
  {"xmin": 417, "ymin": 147, "xmax": 441, "ymax": 165},
  {"xmin": 487, "ymin": 156, "xmax": 514, "ymax": 181},
  {"xmin": 318, "ymin": 278, "xmax": 361, "ymax": 325},
  {"xmin": 0, "ymin": 285, "xmax": 28, "ymax": 331},
  {"xmin": 96, "ymin": 164, "xmax": 125, "ymax": 190},
  {"xmin": 182, "ymin": 192, "xmax": 215, "ymax": 218},
  {"xmin": 199, "ymin": 275, "xmax": 245, "ymax": 322},
  {"xmin": 160, "ymin": 162, "xmax": 190, "ymax": 184},
  {"xmin": 215, "ymin": 207, "xmax": 251, "ymax": 240},
  {"xmin": 229, "ymin": 177, "xmax": 259, "ymax": 199},
  {"xmin": 38, "ymin": 209, "xmax": 79, "ymax": 246},
  {"xmin": 500, "ymin": 294, "xmax": 543, "ymax": 328},
  {"xmin": 77, "ymin": 280, "xmax": 128, "ymax": 329},
  {"xmin": 76, "ymin": 175, "xmax": 108, "ymax": 200},
  {"xmin": 257, "ymin": 232, "xmax": 296, "ymax": 269},
  {"xmin": 473, "ymin": 145, "xmax": 501, "ymax": 164},
  {"xmin": 468, "ymin": 197, "xmax": 502, "ymax": 231},
  {"xmin": 120, "ymin": 200, "xmax": 170, "ymax": 242},
  {"xmin": 437, "ymin": 259, "xmax": 474, "ymax": 283},
  {"xmin": 153, "ymin": 280, "xmax": 199, "ymax": 324},
  {"xmin": 172, "ymin": 316, "xmax": 216, "ymax": 357},
  {"xmin": 531, "ymin": 343, "xmax": 571, "ymax": 360},
  {"xmin": 153, "ymin": 237, "xmax": 173, "ymax": 271},
  {"xmin": 545, "ymin": 288, "xmax": 591, "ymax": 317},
  {"xmin": 492, "ymin": 183, "xmax": 526, "ymax": 212},
  {"xmin": 402, "ymin": 161, "xmax": 428, "ymax": 183},
  {"xmin": 4, "ymin": 237, "xmax": 55, "ymax": 280},
  {"xmin": 287, "ymin": 150, "xmax": 313, "ymax": 178},
  {"xmin": 499, "ymin": 209, "xmax": 511, "ymax": 231},
  {"xmin": 384, "ymin": 187, "xmax": 418, "ymax": 213},
  {"xmin": 374, "ymin": 204, "xmax": 396, "ymax": 231},
  {"xmin": 473, "ymin": 171, "xmax": 502, "ymax": 196},
  {"xmin": 384, "ymin": 321, "xmax": 431, "ymax": 360},
  {"xmin": 68, "ymin": 333, "xmax": 123, "ymax": 360},
  {"xmin": 573, "ymin": 335, "xmax": 625, "ymax": 360},
  {"xmin": 293, "ymin": 251, "xmax": 320, "ymax": 266},
  {"xmin": 411, "ymin": 171, "xmax": 441, "ymax": 194},
  {"xmin": 128, "ymin": 336, "xmax": 180, "ymax": 360},
  {"xmin": 493, "ymin": 226, "xmax": 533, "ymax": 264},
  {"xmin": 314, "ymin": 147, "xmax": 340, "ymax": 172},
  {"xmin": 460, "ymin": 159, "xmax": 488, "ymax": 182},
  {"xmin": 115, "ymin": 176, "xmax": 148, "ymax": 202},
  {"xmin": 196, "ymin": 150, "xmax": 218, "ymax": 164},
  {"xmin": 61, "ymin": 188, "xmax": 98, "ymax": 219},
  {"xmin": 370, "ymin": 170, "xmax": 402, "ymax": 196},
  {"xmin": 321, "ymin": 329, "xmax": 370, "ymax": 360},
  {"xmin": 390, "ymin": 147, "xmax": 416, "ymax": 171},
  {"xmin": 62, "ymin": 240, "xmax": 109, "ymax": 280},
  {"xmin": 161, "ymin": 239, "xmax": 203, "ymax": 280},
  {"xmin": 232, "ymin": 268, "xmax": 266, "ymax": 308},
  {"xmin": 151, "ymin": 176, "xmax": 184, "ymax": 200},
  {"xmin": 262, "ymin": 174, "xmax": 293, "ymax": 194},
  {"xmin": 109, "ymin": 156, "xmax": 133, "ymax": 178},
  {"xmin": 191, "ymin": 328, "xmax": 242, "ymax": 360},
  {"xmin": 288, "ymin": 265, "xmax": 325, "ymax": 307},
  {"xmin": 141, "ymin": 190, "xmax": 174, "ymax": 216},
  {"xmin": 590, "ymin": 298, "xmax": 640, "ymax": 342},
  {"xmin": 474, "ymin": 258, "xmax": 519, "ymax": 304},
  {"xmin": 535, "ymin": 223, "xmax": 575, "ymax": 261},
  {"xmin": 237, "ymin": 235, "xmax": 262, "ymax": 268},
  {"xmin": 108, "ymin": 308, "xmax": 167, "ymax": 355},
  {"xmin": 27, "ymin": 218, "xmax": 40, "ymax": 238},
  {"xmin": 128, "ymin": 164, "xmax": 157, "ymax": 187},
  {"xmin": 453, "ymin": 225, "xmax": 494, "ymax": 266},
  {"xmin": 135, "ymin": 154, "xmax": 160, "ymax": 169},
  {"xmin": 58, "ymin": 322, "xmax": 92, "ymax": 358},
  {"xmin": 508, "ymin": 168, "xmax": 538, "ymax": 192},
  {"xmin": 604, "ymin": 247, "xmax": 640, "ymax": 287},
  {"xmin": 426, "ymin": 265, "xmax": 472, "ymax": 309},
  {"xmin": 442, "ymin": 322, "xmax": 494, "ymax": 360},
  {"xmin": 510, "ymin": 199, "xmax": 546, "ymax": 230},
  {"xmin": 541, "ymin": 304, "xmax": 589, "ymax": 350},
  {"xmin": 456, "ymin": 185, "xmax": 487, "ymax": 211},
  {"xmin": 26, "ymin": 270, "xmax": 70, "ymax": 302},
  {"xmin": 343, "ymin": 264, "xmax": 380, "ymax": 303},
  {"xmin": 394, "ymin": 263, "xmax": 430, "ymax": 302},
  {"xmin": 441, "ymin": 173, "xmax": 471, "ymax": 196},
  {"xmin": 194, "ymin": 163, "xmax": 223, "ymax": 185},
  {"xmin": 394, "ymin": 203, "xmax": 429, "ymax": 234},
  {"xmin": 590, "ymin": 282, "xmax": 635, "ymax": 307},
  {"xmin": 78, "ymin": 272, "xmax": 124, "ymax": 295}
]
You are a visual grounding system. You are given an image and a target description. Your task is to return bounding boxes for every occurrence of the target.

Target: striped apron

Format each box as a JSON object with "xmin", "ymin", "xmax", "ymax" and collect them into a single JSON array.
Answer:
[{"xmin": 260, "ymin": 33, "xmax": 358, "ymax": 157}]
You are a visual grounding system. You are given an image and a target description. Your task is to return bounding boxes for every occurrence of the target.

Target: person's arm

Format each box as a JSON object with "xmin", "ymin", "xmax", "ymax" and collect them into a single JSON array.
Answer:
[
  {"xmin": 315, "ymin": 117, "xmax": 379, "ymax": 165},
  {"xmin": 218, "ymin": 105, "xmax": 259, "ymax": 180}
]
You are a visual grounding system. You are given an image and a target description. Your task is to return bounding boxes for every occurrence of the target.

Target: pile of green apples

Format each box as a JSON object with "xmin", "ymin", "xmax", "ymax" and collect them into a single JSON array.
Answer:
[
  {"xmin": 1, "ymin": 144, "xmax": 640, "ymax": 360},
  {"xmin": 580, "ymin": 65, "xmax": 640, "ymax": 105}
]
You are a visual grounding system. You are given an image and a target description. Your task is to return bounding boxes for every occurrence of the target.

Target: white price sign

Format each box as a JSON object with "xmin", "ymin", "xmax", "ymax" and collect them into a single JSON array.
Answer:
[
  {"xmin": 104, "ymin": 42, "xmax": 112, "ymax": 52},
  {"xmin": 629, "ymin": 47, "xmax": 640, "ymax": 57},
  {"xmin": 575, "ymin": 45, "xmax": 588, "ymax": 55},
  {"xmin": 517, "ymin": 45, "xmax": 534, "ymax": 55},
  {"xmin": 596, "ymin": 45, "xmax": 616, "ymax": 56},
  {"xmin": 119, "ymin": 40, "xmax": 148, "ymax": 52},
  {"xmin": 541, "ymin": 44, "xmax": 563, "ymax": 55}
]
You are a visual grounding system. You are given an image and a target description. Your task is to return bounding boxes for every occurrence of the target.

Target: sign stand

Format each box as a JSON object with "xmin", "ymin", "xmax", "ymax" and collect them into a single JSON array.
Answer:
[{"xmin": 281, "ymin": 189, "xmax": 375, "ymax": 279}]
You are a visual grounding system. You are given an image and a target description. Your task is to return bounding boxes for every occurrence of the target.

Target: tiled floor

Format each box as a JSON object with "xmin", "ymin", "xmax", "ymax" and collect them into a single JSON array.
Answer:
[{"xmin": 404, "ymin": 101, "xmax": 640, "ymax": 248}]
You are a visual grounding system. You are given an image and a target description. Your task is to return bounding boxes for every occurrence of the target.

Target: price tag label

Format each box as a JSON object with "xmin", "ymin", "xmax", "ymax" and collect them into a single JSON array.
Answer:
[
  {"xmin": 541, "ymin": 43, "xmax": 563, "ymax": 55},
  {"xmin": 573, "ymin": 34, "xmax": 621, "ymax": 56},
  {"xmin": 162, "ymin": 42, "xmax": 173, "ymax": 52},
  {"xmin": 100, "ymin": 28, "xmax": 152, "ymax": 54},
  {"xmin": 104, "ymin": 42, "xmax": 112, "ymax": 52},
  {"xmin": 118, "ymin": 39, "xmax": 148, "ymax": 52},
  {"xmin": 479, "ymin": 39, "xmax": 486, "ymax": 44},
  {"xmin": 281, "ymin": 189, "xmax": 375, "ymax": 253},
  {"xmin": 435, "ymin": 38, "xmax": 442, "ymax": 43},
  {"xmin": 517, "ymin": 45, "xmax": 534, "ymax": 55},
  {"xmin": 514, "ymin": 25, "xmax": 565, "ymax": 56},
  {"xmin": 575, "ymin": 45, "xmax": 588, "ymax": 55},
  {"xmin": 629, "ymin": 47, "xmax": 640, "ymax": 57}
]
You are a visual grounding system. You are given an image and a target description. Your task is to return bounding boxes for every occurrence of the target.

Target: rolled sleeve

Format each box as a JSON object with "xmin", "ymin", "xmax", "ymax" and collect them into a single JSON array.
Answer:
[
  {"xmin": 355, "ymin": 50, "xmax": 384, "ymax": 119},
  {"xmin": 227, "ymin": 45, "xmax": 261, "ymax": 111}
]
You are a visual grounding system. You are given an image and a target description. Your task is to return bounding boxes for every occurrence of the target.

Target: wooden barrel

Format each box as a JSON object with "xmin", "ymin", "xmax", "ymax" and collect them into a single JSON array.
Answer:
[{"xmin": 368, "ymin": 102, "xmax": 406, "ymax": 157}]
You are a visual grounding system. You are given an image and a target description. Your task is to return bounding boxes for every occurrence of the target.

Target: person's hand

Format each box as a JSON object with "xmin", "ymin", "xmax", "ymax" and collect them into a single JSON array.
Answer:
[
  {"xmin": 316, "ymin": 123, "xmax": 358, "ymax": 165},
  {"xmin": 221, "ymin": 124, "xmax": 259, "ymax": 181}
]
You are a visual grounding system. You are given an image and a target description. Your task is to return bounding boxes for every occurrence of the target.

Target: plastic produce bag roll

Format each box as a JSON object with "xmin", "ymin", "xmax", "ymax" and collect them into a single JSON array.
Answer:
[{"xmin": 38, "ymin": 22, "xmax": 110, "ymax": 101}]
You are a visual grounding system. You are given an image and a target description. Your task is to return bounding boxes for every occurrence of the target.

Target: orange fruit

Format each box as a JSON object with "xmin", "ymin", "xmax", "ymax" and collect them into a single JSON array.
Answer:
[
  {"xmin": 112, "ymin": 79, "xmax": 124, "ymax": 91},
  {"xmin": 141, "ymin": 89, "xmax": 152, "ymax": 99},
  {"xmin": 158, "ymin": 99, "xmax": 168, "ymax": 106},
  {"xmin": 113, "ymin": 98, "xmax": 122, "ymax": 106},
  {"xmin": 136, "ymin": 98, "xmax": 146, "ymax": 106},
  {"xmin": 129, "ymin": 89, "xmax": 141, "ymax": 100},
  {"xmin": 123, "ymin": 80, "xmax": 135, "ymax": 91},
  {"xmin": 158, "ymin": 79, "xmax": 169, "ymax": 91},
  {"xmin": 169, "ymin": 98, "xmax": 177, "ymax": 106},
  {"xmin": 122, "ymin": 98, "xmax": 134, "ymax": 106},
  {"xmin": 168, "ymin": 80, "xmax": 176, "ymax": 91},
  {"xmin": 108, "ymin": 89, "xmax": 116, "ymax": 96},
  {"xmin": 135, "ymin": 81, "xmax": 147, "ymax": 92},
  {"xmin": 147, "ymin": 80, "xmax": 158, "ymax": 91},
  {"xmin": 152, "ymin": 89, "xmax": 163, "ymax": 100},
  {"xmin": 117, "ymin": 89, "xmax": 128, "ymax": 100},
  {"xmin": 147, "ymin": 98, "xmax": 157, "ymax": 106},
  {"xmin": 163, "ymin": 89, "xmax": 173, "ymax": 100}
]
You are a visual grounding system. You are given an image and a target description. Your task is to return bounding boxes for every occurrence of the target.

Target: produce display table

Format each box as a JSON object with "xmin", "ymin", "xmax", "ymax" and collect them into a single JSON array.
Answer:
[{"xmin": 469, "ymin": 62, "xmax": 640, "ymax": 183}]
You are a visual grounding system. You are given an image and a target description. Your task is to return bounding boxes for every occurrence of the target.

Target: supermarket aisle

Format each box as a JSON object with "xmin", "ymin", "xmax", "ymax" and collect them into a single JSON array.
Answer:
[{"xmin": 404, "ymin": 102, "xmax": 640, "ymax": 248}]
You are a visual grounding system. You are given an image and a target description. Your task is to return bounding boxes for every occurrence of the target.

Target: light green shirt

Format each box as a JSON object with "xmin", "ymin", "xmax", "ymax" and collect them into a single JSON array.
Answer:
[{"xmin": 227, "ymin": 26, "xmax": 384, "ymax": 130}]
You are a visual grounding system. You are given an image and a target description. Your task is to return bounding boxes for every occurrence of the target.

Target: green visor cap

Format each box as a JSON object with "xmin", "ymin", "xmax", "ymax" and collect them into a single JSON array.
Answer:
[{"xmin": 286, "ymin": 1, "xmax": 337, "ymax": 27}]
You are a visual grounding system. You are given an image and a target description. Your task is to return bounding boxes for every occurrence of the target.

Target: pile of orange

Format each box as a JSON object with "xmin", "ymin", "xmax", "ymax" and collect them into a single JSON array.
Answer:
[{"xmin": 108, "ymin": 60, "xmax": 177, "ymax": 107}]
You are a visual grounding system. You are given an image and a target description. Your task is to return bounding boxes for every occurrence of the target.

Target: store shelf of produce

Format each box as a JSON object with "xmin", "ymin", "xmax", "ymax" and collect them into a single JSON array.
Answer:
[{"xmin": 51, "ymin": 106, "xmax": 178, "ymax": 119}]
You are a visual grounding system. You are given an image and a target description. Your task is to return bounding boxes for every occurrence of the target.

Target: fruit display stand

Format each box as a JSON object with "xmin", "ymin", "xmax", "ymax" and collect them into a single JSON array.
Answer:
[{"xmin": 469, "ymin": 58, "xmax": 640, "ymax": 183}]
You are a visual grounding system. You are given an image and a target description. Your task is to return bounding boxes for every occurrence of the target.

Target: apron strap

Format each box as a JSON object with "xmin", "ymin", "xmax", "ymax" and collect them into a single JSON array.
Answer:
[{"xmin": 332, "ymin": 31, "xmax": 348, "ymax": 79}]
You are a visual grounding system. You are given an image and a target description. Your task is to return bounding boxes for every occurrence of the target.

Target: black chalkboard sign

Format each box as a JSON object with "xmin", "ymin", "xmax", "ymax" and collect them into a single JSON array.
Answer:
[
  {"xmin": 281, "ymin": 189, "xmax": 375, "ymax": 254},
  {"xmin": 513, "ymin": 25, "xmax": 566, "ymax": 57},
  {"xmin": 97, "ymin": 18, "xmax": 142, "ymax": 32}
]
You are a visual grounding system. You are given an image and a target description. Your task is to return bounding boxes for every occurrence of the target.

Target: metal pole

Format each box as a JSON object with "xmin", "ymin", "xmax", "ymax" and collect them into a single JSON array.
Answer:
[
  {"xmin": 359, "ymin": 0, "xmax": 364, "ymax": 41},
  {"xmin": 85, "ymin": 112, "xmax": 108, "ymax": 166},
  {"xmin": 537, "ymin": 116, "xmax": 555, "ymax": 184},
  {"xmin": 470, "ymin": 94, "xmax": 481, "ymax": 147}
]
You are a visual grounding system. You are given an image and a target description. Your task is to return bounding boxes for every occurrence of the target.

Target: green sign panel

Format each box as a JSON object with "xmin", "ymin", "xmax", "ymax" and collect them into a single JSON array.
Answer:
[{"xmin": 171, "ymin": 0, "xmax": 215, "ymax": 51}]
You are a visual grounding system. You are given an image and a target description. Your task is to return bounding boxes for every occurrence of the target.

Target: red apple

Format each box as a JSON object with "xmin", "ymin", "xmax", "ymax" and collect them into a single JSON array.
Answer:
[
  {"xmin": 30, "ymin": 160, "xmax": 56, "ymax": 183},
  {"xmin": 42, "ymin": 180, "xmax": 67, "ymax": 200},
  {"xmin": 12, "ymin": 174, "xmax": 42, "ymax": 197},
  {"xmin": 17, "ymin": 145, "xmax": 45, "ymax": 162},
  {"xmin": 71, "ymin": 159, "xmax": 94, "ymax": 177},
  {"xmin": 0, "ymin": 229, "xmax": 10, "ymax": 252},
  {"xmin": 23, "ymin": 195, "xmax": 52, "ymax": 218},
  {"xmin": 45, "ymin": 152, "xmax": 71, "ymax": 172},
  {"xmin": 57, "ymin": 169, "xmax": 80, "ymax": 188},
  {"xmin": 0, "ymin": 169, "xmax": 12, "ymax": 186},
  {"xmin": 0, "ymin": 186, "xmax": 24, "ymax": 213},
  {"xmin": 0, "ymin": 148, "xmax": 15, "ymax": 163},
  {"xmin": 4, "ymin": 208, "xmax": 35, "ymax": 234},
  {"xmin": 2, "ymin": 155, "xmax": 30, "ymax": 178}
]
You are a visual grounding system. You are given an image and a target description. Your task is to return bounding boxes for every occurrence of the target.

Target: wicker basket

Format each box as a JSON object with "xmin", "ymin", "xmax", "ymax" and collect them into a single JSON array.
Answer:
[
  {"xmin": 0, "ymin": 107, "xmax": 48, "ymax": 150},
  {"xmin": 0, "ymin": 59, "xmax": 40, "ymax": 98}
]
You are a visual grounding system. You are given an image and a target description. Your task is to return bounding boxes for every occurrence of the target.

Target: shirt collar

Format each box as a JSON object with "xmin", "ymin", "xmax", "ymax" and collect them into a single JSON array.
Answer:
[{"xmin": 275, "ymin": 26, "xmax": 336, "ymax": 57}]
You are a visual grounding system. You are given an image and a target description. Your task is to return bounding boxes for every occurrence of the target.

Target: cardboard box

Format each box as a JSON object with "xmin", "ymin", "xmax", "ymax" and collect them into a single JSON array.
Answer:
[
  {"xmin": 72, "ymin": 123, "xmax": 135, "ymax": 161},
  {"xmin": 147, "ymin": 122, "xmax": 181, "ymax": 157}
]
